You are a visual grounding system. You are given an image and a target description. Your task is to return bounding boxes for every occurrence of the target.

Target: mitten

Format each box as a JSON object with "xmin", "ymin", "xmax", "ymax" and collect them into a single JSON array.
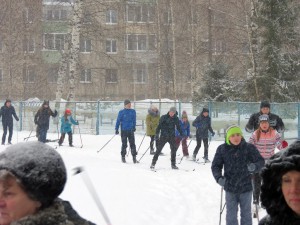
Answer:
[
  {"xmin": 281, "ymin": 140, "xmax": 288, "ymax": 148},
  {"xmin": 247, "ymin": 163, "xmax": 256, "ymax": 172},
  {"xmin": 115, "ymin": 130, "xmax": 119, "ymax": 135}
]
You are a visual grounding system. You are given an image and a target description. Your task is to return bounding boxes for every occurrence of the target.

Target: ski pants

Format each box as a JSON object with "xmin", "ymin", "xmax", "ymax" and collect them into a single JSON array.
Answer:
[
  {"xmin": 193, "ymin": 137, "xmax": 208, "ymax": 158},
  {"xmin": 38, "ymin": 126, "xmax": 48, "ymax": 143},
  {"xmin": 175, "ymin": 136, "xmax": 189, "ymax": 156},
  {"xmin": 225, "ymin": 191, "xmax": 252, "ymax": 225},
  {"xmin": 59, "ymin": 132, "xmax": 73, "ymax": 145},
  {"xmin": 149, "ymin": 135, "xmax": 156, "ymax": 151},
  {"xmin": 121, "ymin": 130, "xmax": 137, "ymax": 157},
  {"xmin": 152, "ymin": 136, "xmax": 177, "ymax": 166},
  {"xmin": 2, "ymin": 122, "xmax": 13, "ymax": 144}
]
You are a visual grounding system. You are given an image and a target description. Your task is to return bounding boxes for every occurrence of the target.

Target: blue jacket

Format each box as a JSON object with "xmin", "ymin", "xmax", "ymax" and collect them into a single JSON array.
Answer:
[
  {"xmin": 175, "ymin": 120, "xmax": 190, "ymax": 137},
  {"xmin": 192, "ymin": 115, "xmax": 214, "ymax": 138},
  {"xmin": 60, "ymin": 115, "xmax": 78, "ymax": 133},
  {"xmin": 211, "ymin": 139, "xmax": 264, "ymax": 194},
  {"xmin": 115, "ymin": 108, "xmax": 136, "ymax": 131}
]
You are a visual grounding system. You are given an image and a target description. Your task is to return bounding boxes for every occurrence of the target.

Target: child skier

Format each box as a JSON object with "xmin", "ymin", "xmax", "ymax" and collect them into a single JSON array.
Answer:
[
  {"xmin": 175, "ymin": 111, "xmax": 190, "ymax": 157},
  {"xmin": 58, "ymin": 108, "xmax": 79, "ymax": 147}
]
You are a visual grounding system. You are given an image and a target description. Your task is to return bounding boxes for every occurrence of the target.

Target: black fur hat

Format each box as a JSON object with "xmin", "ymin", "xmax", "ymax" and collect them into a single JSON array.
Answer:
[
  {"xmin": 260, "ymin": 141, "xmax": 300, "ymax": 220},
  {"xmin": 0, "ymin": 142, "xmax": 67, "ymax": 208}
]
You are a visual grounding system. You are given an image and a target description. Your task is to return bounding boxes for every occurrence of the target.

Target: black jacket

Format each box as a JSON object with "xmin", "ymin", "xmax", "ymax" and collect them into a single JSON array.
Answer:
[
  {"xmin": 211, "ymin": 139, "xmax": 264, "ymax": 193},
  {"xmin": 0, "ymin": 101, "xmax": 19, "ymax": 125},
  {"xmin": 192, "ymin": 115, "xmax": 214, "ymax": 138},
  {"xmin": 245, "ymin": 112, "xmax": 284, "ymax": 133},
  {"xmin": 34, "ymin": 106, "xmax": 57, "ymax": 130},
  {"xmin": 259, "ymin": 215, "xmax": 300, "ymax": 225},
  {"xmin": 156, "ymin": 112, "xmax": 183, "ymax": 137}
]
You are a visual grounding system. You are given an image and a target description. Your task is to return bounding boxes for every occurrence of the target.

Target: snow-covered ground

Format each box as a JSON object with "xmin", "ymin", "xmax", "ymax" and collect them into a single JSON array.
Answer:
[{"xmin": 0, "ymin": 132, "xmax": 270, "ymax": 225}]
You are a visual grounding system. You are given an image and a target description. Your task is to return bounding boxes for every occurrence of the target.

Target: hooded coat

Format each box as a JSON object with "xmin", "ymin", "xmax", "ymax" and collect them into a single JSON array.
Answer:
[
  {"xmin": 192, "ymin": 110, "xmax": 214, "ymax": 138},
  {"xmin": 0, "ymin": 100, "xmax": 19, "ymax": 125},
  {"xmin": 156, "ymin": 112, "xmax": 183, "ymax": 137},
  {"xmin": 34, "ymin": 101, "xmax": 57, "ymax": 130},
  {"xmin": 259, "ymin": 141, "xmax": 300, "ymax": 225},
  {"xmin": 146, "ymin": 108, "xmax": 160, "ymax": 136}
]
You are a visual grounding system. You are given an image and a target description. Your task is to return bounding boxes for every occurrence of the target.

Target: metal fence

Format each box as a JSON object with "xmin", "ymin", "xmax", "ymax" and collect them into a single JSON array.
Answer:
[{"xmin": 1, "ymin": 100, "xmax": 299, "ymax": 141}]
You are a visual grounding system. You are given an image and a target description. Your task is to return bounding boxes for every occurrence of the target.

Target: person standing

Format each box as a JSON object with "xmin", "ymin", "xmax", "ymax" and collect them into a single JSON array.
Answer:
[
  {"xmin": 58, "ymin": 108, "xmax": 79, "ymax": 147},
  {"xmin": 248, "ymin": 114, "xmax": 288, "ymax": 205},
  {"xmin": 115, "ymin": 99, "xmax": 137, "ymax": 163},
  {"xmin": 246, "ymin": 100, "xmax": 285, "ymax": 133},
  {"xmin": 34, "ymin": 100, "xmax": 57, "ymax": 143},
  {"xmin": 0, "ymin": 99, "xmax": 19, "ymax": 145},
  {"xmin": 212, "ymin": 125, "xmax": 265, "ymax": 225},
  {"xmin": 146, "ymin": 105, "xmax": 160, "ymax": 155},
  {"xmin": 175, "ymin": 111, "xmax": 190, "ymax": 157},
  {"xmin": 192, "ymin": 107, "xmax": 215, "ymax": 162},
  {"xmin": 150, "ymin": 107, "xmax": 183, "ymax": 170}
]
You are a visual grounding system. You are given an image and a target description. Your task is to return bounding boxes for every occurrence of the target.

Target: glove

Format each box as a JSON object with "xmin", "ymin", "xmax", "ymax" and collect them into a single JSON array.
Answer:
[
  {"xmin": 132, "ymin": 128, "xmax": 136, "ymax": 132},
  {"xmin": 76, "ymin": 120, "xmax": 79, "ymax": 125},
  {"xmin": 247, "ymin": 163, "xmax": 256, "ymax": 172},
  {"xmin": 155, "ymin": 134, "xmax": 159, "ymax": 141},
  {"xmin": 16, "ymin": 118, "xmax": 19, "ymax": 121},
  {"xmin": 281, "ymin": 140, "xmax": 288, "ymax": 148},
  {"xmin": 115, "ymin": 130, "xmax": 119, "ymax": 135},
  {"xmin": 211, "ymin": 132, "xmax": 215, "ymax": 137},
  {"xmin": 218, "ymin": 177, "xmax": 226, "ymax": 187}
]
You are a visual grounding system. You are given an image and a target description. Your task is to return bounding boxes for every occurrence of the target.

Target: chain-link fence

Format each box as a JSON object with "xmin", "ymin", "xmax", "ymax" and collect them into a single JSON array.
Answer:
[{"xmin": 1, "ymin": 100, "xmax": 299, "ymax": 141}]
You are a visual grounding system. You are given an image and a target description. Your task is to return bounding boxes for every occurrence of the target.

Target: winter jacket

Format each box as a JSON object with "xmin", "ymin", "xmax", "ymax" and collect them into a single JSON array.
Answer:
[
  {"xmin": 60, "ymin": 115, "xmax": 79, "ymax": 133},
  {"xmin": 175, "ymin": 119, "xmax": 190, "ymax": 137},
  {"xmin": 249, "ymin": 129, "xmax": 283, "ymax": 159},
  {"xmin": 211, "ymin": 139, "xmax": 264, "ymax": 194},
  {"xmin": 192, "ymin": 114, "xmax": 214, "ymax": 138},
  {"xmin": 156, "ymin": 112, "xmax": 183, "ymax": 137},
  {"xmin": 34, "ymin": 105, "xmax": 57, "ymax": 130},
  {"xmin": 246, "ymin": 112, "xmax": 284, "ymax": 133},
  {"xmin": 259, "ymin": 215, "xmax": 300, "ymax": 225},
  {"xmin": 0, "ymin": 100, "xmax": 19, "ymax": 125},
  {"xmin": 11, "ymin": 198, "xmax": 95, "ymax": 225},
  {"xmin": 115, "ymin": 108, "xmax": 136, "ymax": 131},
  {"xmin": 146, "ymin": 108, "xmax": 160, "ymax": 136}
]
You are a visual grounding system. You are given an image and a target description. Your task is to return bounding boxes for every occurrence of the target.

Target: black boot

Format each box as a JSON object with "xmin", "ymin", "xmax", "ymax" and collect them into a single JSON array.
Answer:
[
  {"xmin": 171, "ymin": 164, "xmax": 179, "ymax": 169},
  {"xmin": 150, "ymin": 149, "xmax": 155, "ymax": 155},
  {"xmin": 150, "ymin": 163, "xmax": 155, "ymax": 169},
  {"xmin": 133, "ymin": 156, "xmax": 139, "ymax": 164},
  {"xmin": 122, "ymin": 157, "xmax": 126, "ymax": 163}
]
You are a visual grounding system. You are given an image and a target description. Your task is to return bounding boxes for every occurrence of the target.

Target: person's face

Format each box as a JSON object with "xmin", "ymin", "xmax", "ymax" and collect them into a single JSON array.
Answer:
[
  {"xmin": 43, "ymin": 104, "xmax": 49, "ymax": 108},
  {"xmin": 282, "ymin": 170, "xmax": 300, "ymax": 216},
  {"xmin": 5, "ymin": 102, "xmax": 11, "ymax": 107},
  {"xmin": 182, "ymin": 117, "xmax": 187, "ymax": 122},
  {"xmin": 125, "ymin": 103, "xmax": 131, "ymax": 109},
  {"xmin": 0, "ymin": 178, "xmax": 41, "ymax": 225},
  {"xmin": 261, "ymin": 107, "xmax": 270, "ymax": 114},
  {"xmin": 169, "ymin": 111, "xmax": 175, "ymax": 117},
  {"xmin": 203, "ymin": 112, "xmax": 209, "ymax": 117},
  {"xmin": 229, "ymin": 133, "xmax": 242, "ymax": 145},
  {"xmin": 260, "ymin": 121, "xmax": 270, "ymax": 131}
]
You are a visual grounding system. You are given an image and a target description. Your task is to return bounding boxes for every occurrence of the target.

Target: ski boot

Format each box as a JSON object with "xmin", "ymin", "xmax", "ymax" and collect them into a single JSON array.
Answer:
[
  {"xmin": 122, "ymin": 157, "xmax": 126, "ymax": 163},
  {"xmin": 171, "ymin": 164, "xmax": 179, "ymax": 169},
  {"xmin": 69, "ymin": 144, "xmax": 74, "ymax": 147},
  {"xmin": 133, "ymin": 156, "xmax": 139, "ymax": 164},
  {"xmin": 150, "ymin": 163, "xmax": 155, "ymax": 169},
  {"xmin": 192, "ymin": 154, "xmax": 196, "ymax": 161}
]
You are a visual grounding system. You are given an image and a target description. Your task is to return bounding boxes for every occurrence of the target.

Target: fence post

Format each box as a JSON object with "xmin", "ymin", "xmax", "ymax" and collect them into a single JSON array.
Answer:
[
  {"xmin": 19, "ymin": 101, "xmax": 23, "ymax": 131},
  {"xmin": 96, "ymin": 100, "xmax": 100, "ymax": 135},
  {"xmin": 237, "ymin": 101, "xmax": 241, "ymax": 126},
  {"xmin": 298, "ymin": 102, "xmax": 300, "ymax": 140},
  {"xmin": 178, "ymin": 101, "xmax": 182, "ymax": 117}
]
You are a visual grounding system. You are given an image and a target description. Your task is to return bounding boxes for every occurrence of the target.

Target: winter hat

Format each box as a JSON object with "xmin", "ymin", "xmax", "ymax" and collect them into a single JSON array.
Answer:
[
  {"xmin": 124, "ymin": 99, "xmax": 131, "ymax": 106},
  {"xmin": 202, "ymin": 108, "xmax": 209, "ymax": 113},
  {"xmin": 182, "ymin": 110, "xmax": 188, "ymax": 119},
  {"xmin": 43, "ymin": 100, "xmax": 49, "ymax": 106},
  {"xmin": 0, "ymin": 141, "xmax": 67, "ymax": 208},
  {"xmin": 169, "ymin": 107, "xmax": 177, "ymax": 113},
  {"xmin": 225, "ymin": 125, "xmax": 243, "ymax": 145},
  {"xmin": 65, "ymin": 108, "xmax": 71, "ymax": 114},
  {"xmin": 260, "ymin": 141, "xmax": 300, "ymax": 218},
  {"xmin": 259, "ymin": 114, "xmax": 269, "ymax": 123},
  {"xmin": 260, "ymin": 100, "xmax": 270, "ymax": 109}
]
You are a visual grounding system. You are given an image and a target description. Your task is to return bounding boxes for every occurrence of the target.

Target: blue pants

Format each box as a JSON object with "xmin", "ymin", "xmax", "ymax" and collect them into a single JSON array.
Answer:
[
  {"xmin": 38, "ymin": 127, "xmax": 48, "ymax": 143},
  {"xmin": 225, "ymin": 191, "xmax": 252, "ymax": 225}
]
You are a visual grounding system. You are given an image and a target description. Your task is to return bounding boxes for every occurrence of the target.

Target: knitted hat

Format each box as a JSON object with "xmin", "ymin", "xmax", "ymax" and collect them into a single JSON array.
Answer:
[
  {"xmin": 124, "ymin": 99, "xmax": 131, "ymax": 106},
  {"xmin": 202, "ymin": 108, "xmax": 209, "ymax": 113},
  {"xmin": 259, "ymin": 114, "xmax": 269, "ymax": 123},
  {"xmin": 169, "ymin": 107, "xmax": 177, "ymax": 113},
  {"xmin": 0, "ymin": 142, "xmax": 67, "ymax": 208},
  {"xmin": 260, "ymin": 100, "xmax": 270, "ymax": 109},
  {"xmin": 182, "ymin": 110, "xmax": 188, "ymax": 119},
  {"xmin": 65, "ymin": 108, "xmax": 71, "ymax": 114},
  {"xmin": 226, "ymin": 125, "xmax": 243, "ymax": 145},
  {"xmin": 43, "ymin": 100, "xmax": 49, "ymax": 106}
]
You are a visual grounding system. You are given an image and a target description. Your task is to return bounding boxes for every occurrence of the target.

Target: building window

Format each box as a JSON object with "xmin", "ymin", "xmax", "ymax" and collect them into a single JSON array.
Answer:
[
  {"xmin": 126, "ymin": 4, "xmax": 154, "ymax": 23},
  {"xmin": 134, "ymin": 65, "xmax": 147, "ymax": 83},
  {"xmin": 80, "ymin": 69, "xmax": 91, "ymax": 83},
  {"xmin": 80, "ymin": 38, "xmax": 91, "ymax": 52},
  {"xmin": 106, "ymin": 10, "xmax": 117, "ymax": 24},
  {"xmin": 82, "ymin": 11, "xmax": 92, "ymax": 23},
  {"xmin": 46, "ymin": 10, "xmax": 68, "ymax": 21},
  {"xmin": 23, "ymin": 8, "xmax": 34, "ymax": 23},
  {"xmin": 105, "ymin": 69, "xmax": 118, "ymax": 83},
  {"xmin": 126, "ymin": 34, "xmax": 147, "ymax": 51},
  {"xmin": 214, "ymin": 40, "xmax": 227, "ymax": 54},
  {"xmin": 23, "ymin": 38, "xmax": 35, "ymax": 53},
  {"xmin": 0, "ymin": 69, "xmax": 3, "ymax": 82},
  {"xmin": 163, "ymin": 11, "xmax": 172, "ymax": 24},
  {"xmin": 106, "ymin": 39, "xmax": 117, "ymax": 53},
  {"xmin": 162, "ymin": 39, "xmax": 173, "ymax": 51},
  {"xmin": 44, "ymin": 33, "xmax": 65, "ymax": 50},
  {"xmin": 23, "ymin": 66, "xmax": 35, "ymax": 83},
  {"xmin": 48, "ymin": 67, "xmax": 58, "ymax": 83}
]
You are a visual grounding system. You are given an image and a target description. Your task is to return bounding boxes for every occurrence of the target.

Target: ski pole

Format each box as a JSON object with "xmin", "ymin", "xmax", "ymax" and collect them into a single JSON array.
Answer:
[
  {"xmin": 77, "ymin": 123, "xmax": 83, "ymax": 148},
  {"xmin": 138, "ymin": 146, "xmax": 150, "ymax": 162},
  {"xmin": 219, "ymin": 187, "xmax": 226, "ymax": 225},
  {"xmin": 16, "ymin": 122, "xmax": 19, "ymax": 143},
  {"xmin": 251, "ymin": 173, "xmax": 260, "ymax": 222},
  {"xmin": 73, "ymin": 167, "xmax": 112, "ymax": 225},
  {"xmin": 137, "ymin": 132, "xmax": 146, "ymax": 154},
  {"xmin": 97, "ymin": 134, "xmax": 116, "ymax": 153},
  {"xmin": 24, "ymin": 130, "xmax": 33, "ymax": 141}
]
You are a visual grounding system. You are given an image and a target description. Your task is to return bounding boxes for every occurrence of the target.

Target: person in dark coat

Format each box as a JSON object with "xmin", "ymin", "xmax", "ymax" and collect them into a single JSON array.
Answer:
[
  {"xmin": 212, "ymin": 125, "xmax": 264, "ymax": 225},
  {"xmin": 259, "ymin": 141, "xmax": 300, "ymax": 225},
  {"xmin": 115, "ymin": 99, "xmax": 137, "ymax": 163},
  {"xmin": 192, "ymin": 107, "xmax": 215, "ymax": 162},
  {"xmin": 0, "ymin": 141, "xmax": 95, "ymax": 225},
  {"xmin": 150, "ymin": 107, "xmax": 183, "ymax": 170},
  {"xmin": 34, "ymin": 100, "xmax": 57, "ymax": 143},
  {"xmin": 245, "ymin": 100, "xmax": 285, "ymax": 133},
  {"xmin": 0, "ymin": 99, "xmax": 19, "ymax": 145}
]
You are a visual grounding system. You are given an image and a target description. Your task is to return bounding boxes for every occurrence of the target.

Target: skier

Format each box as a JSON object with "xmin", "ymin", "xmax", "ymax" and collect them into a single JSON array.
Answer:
[
  {"xmin": 0, "ymin": 99, "xmax": 19, "ymax": 145},
  {"xmin": 115, "ymin": 99, "xmax": 137, "ymax": 163},
  {"xmin": 146, "ymin": 105, "xmax": 160, "ymax": 155},
  {"xmin": 192, "ymin": 107, "xmax": 215, "ymax": 162},
  {"xmin": 211, "ymin": 125, "xmax": 264, "ymax": 225},
  {"xmin": 259, "ymin": 141, "xmax": 300, "ymax": 225},
  {"xmin": 150, "ymin": 107, "xmax": 183, "ymax": 170},
  {"xmin": 249, "ymin": 114, "xmax": 288, "ymax": 205},
  {"xmin": 245, "ymin": 100, "xmax": 285, "ymax": 133},
  {"xmin": 58, "ymin": 108, "xmax": 79, "ymax": 147},
  {"xmin": 175, "ymin": 110, "xmax": 190, "ymax": 158},
  {"xmin": 34, "ymin": 100, "xmax": 57, "ymax": 143}
]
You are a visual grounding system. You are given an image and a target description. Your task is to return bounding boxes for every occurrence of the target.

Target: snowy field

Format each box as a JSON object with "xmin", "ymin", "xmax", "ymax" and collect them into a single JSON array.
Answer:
[{"xmin": 0, "ymin": 131, "xmax": 272, "ymax": 225}]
